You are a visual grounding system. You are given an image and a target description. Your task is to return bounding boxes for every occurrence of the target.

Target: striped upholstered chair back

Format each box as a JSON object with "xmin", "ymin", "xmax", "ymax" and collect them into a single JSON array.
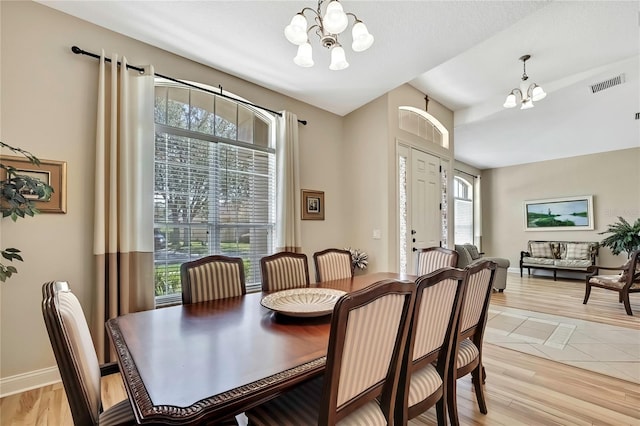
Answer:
[
  {"xmin": 416, "ymin": 247, "xmax": 459, "ymax": 275},
  {"xmin": 313, "ymin": 248, "xmax": 354, "ymax": 282},
  {"xmin": 260, "ymin": 252, "xmax": 310, "ymax": 292},
  {"xmin": 447, "ymin": 260, "xmax": 496, "ymax": 426},
  {"xmin": 42, "ymin": 281, "xmax": 136, "ymax": 426},
  {"xmin": 180, "ymin": 255, "xmax": 246, "ymax": 304},
  {"xmin": 245, "ymin": 279, "xmax": 415, "ymax": 426},
  {"xmin": 396, "ymin": 267, "xmax": 467, "ymax": 425}
]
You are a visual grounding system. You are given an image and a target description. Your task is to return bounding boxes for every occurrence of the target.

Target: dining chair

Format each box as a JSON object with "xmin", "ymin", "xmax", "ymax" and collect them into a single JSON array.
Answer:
[
  {"xmin": 180, "ymin": 255, "xmax": 246, "ymax": 304},
  {"xmin": 41, "ymin": 280, "xmax": 137, "ymax": 426},
  {"xmin": 416, "ymin": 247, "xmax": 459, "ymax": 275},
  {"xmin": 447, "ymin": 260, "xmax": 496, "ymax": 426},
  {"xmin": 245, "ymin": 279, "xmax": 416, "ymax": 425},
  {"xmin": 313, "ymin": 248, "xmax": 354, "ymax": 282},
  {"xmin": 260, "ymin": 251, "xmax": 310, "ymax": 292},
  {"xmin": 395, "ymin": 267, "xmax": 467, "ymax": 426},
  {"xmin": 584, "ymin": 249, "xmax": 640, "ymax": 315}
]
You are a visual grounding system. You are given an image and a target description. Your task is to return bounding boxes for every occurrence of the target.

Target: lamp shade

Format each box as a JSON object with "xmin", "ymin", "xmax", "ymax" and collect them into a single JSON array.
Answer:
[
  {"xmin": 520, "ymin": 99, "xmax": 534, "ymax": 110},
  {"xmin": 293, "ymin": 43, "xmax": 314, "ymax": 67},
  {"xmin": 323, "ymin": 1, "xmax": 348, "ymax": 34},
  {"xmin": 351, "ymin": 21, "xmax": 374, "ymax": 52},
  {"xmin": 284, "ymin": 14, "xmax": 308, "ymax": 45},
  {"xmin": 503, "ymin": 93, "xmax": 517, "ymax": 108},
  {"xmin": 329, "ymin": 45, "xmax": 349, "ymax": 70},
  {"xmin": 531, "ymin": 84, "xmax": 547, "ymax": 101}
]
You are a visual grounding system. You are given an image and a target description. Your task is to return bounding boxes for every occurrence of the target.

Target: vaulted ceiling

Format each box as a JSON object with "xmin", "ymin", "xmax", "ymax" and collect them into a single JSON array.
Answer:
[{"xmin": 38, "ymin": 1, "xmax": 639, "ymax": 169}]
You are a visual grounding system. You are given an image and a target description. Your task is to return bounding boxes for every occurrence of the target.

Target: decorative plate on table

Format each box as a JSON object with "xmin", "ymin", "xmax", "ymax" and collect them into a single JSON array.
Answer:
[{"xmin": 260, "ymin": 288, "xmax": 347, "ymax": 317}]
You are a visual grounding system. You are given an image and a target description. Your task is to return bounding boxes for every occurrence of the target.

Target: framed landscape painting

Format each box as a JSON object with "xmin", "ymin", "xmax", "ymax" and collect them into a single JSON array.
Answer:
[{"xmin": 524, "ymin": 195, "xmax": 594, "ymax": 231}]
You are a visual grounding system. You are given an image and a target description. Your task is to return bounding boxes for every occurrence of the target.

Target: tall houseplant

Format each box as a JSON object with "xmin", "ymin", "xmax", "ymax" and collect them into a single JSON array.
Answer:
[
  {"xmin": 0, "ymin": 141, "xmax": 53, "ymax": 281},
  {"xmin": 599, "ymin": 216, "xmax": 640, "ymax": 258}
]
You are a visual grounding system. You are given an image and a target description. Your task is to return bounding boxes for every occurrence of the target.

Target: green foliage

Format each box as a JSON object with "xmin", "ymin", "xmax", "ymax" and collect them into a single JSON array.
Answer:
[
  {"xmin": 0, "ymin": 141, "xmax": 54, "ymax": 282},
  {"xmin": 599, "ymin": 217, "xmax": 640, "ymax": 258}
]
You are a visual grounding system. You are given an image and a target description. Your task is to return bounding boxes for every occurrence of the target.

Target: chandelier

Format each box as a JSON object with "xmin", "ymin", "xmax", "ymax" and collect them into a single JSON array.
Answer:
[
  {"xmin": 284, "ymin": 0, "xmax": 374, "ymax": 70},
  {"xmin": 503, "ymin": 54, "xmax": 547, "ymax": 110}
]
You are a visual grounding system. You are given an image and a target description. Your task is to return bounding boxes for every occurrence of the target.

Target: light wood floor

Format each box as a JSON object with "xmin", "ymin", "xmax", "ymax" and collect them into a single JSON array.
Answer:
[{"xmin": 2, "ymin": 273, "xmax": 639, "ymax": 425}]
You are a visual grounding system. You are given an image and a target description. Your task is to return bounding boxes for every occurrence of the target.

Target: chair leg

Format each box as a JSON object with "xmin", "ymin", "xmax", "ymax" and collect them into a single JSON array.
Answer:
[
  {"xmin": 471, "ymin": 365, "xmax": 488, "ymax": 414},
  {"xmin": 583, "ymin": 283, "xmax": 591, "ymax": 304},
  {"xmin": 619, "ymin": 292, "xmax": 623, "ymax": 303},
  {"xmin": 435, "ymin": 396, "xmax": 447, "ymax": 426},
  {"xmin": 622, "ymin": 292, "xmax": 634, "ymax": 315},
  {"xmin": 447, "ymin": 377, "xmax": 460, "ymax": 426}
]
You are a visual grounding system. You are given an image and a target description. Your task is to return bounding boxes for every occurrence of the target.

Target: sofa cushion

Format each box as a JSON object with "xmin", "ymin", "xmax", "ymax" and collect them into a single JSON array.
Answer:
[
  {"xmin": 564, "ymin": 242, "xmax": 591, "ymax": 260},
  {"xmin": 522, "ymin": 257, "xmax": 555, "ymax": 266},
  {"xmin": 553, "ymin": 259, "xmax": 592, "ymax": 268},
  {"xmin": 529, "ymin": 242, "xmax": 553, "ymax": 259}
]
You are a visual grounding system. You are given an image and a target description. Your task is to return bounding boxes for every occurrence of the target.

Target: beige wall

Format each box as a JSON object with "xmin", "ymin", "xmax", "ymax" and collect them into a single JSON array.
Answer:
[
  {"xmin": 343, "ymin": 84, "xmax": 455, "ymax": 272},
  {"xmin": 482, "ymin": 147, "xmax": 640, "ymax": 270},
  {"xmin": 0, "ymin": 1, "xmax": 346, "ymax": 382}
]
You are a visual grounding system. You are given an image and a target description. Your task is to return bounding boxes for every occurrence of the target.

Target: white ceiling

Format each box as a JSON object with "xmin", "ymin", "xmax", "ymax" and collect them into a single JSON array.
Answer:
[{"xmin": 38, "ymin": 0, "xmax": 640, "ymax": 169}]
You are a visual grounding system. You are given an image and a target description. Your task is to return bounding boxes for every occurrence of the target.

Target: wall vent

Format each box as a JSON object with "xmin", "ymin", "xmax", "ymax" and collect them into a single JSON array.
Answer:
[{"xmin": 589, "ymin": 74, "xmax": 625, "ymax": 94}]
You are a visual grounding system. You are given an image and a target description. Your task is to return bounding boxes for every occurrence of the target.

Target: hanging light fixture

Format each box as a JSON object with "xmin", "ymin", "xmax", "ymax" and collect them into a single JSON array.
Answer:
[
  {"xmin": 284, "ymin": 0, "xmax": 374, "ymax": 71},
  {"xmin": 503, "ymin": 54, "xmax": 547, "ymax": 110}
]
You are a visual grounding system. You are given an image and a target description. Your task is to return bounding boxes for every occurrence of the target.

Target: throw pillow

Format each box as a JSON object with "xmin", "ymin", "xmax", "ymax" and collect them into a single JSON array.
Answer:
[
  {"xmin": 466, "ymin": 244, "xmax": 481, "ymax": 260},
  {"xmin": 529, "ymin": 242, "xmax": 553, "ymax": 258},
  {"xmin": 565, "ymin": 243, "xmax": 591, "ymax": 260},
  {"xmin": 619, "ymin": 258, "xmax": 640, "ymax": 283}
]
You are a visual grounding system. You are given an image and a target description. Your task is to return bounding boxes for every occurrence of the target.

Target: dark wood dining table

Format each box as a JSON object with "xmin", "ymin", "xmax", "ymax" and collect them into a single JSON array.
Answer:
[{"xmin": 106, "ymin": 272, "xmax": 416, "ymax": 424}]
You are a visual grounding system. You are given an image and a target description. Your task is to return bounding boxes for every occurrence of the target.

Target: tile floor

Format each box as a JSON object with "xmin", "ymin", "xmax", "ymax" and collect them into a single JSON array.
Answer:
[{"xmin": 485, "ymin": 306, "xmax": 640, "ymax": 383}]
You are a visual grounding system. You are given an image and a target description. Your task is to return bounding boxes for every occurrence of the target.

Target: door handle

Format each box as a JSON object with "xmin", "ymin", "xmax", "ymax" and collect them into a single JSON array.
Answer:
[
  {"xmin": 412, "ymin": 247, "xmax": 417, "ymax": 252},
  {"xmin": 411, "ymin": 230, "xmax": 416, "ymax": 235}
]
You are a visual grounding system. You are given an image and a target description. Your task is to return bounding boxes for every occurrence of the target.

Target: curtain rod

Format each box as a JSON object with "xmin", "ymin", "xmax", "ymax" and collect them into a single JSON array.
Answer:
[
  {"xmin": 71, "ymin": 46, "xmax": 307, "ymax": 126},
  {"xmin": 454, "ymin": 168, "xmax": 480, "ymax": 179}
]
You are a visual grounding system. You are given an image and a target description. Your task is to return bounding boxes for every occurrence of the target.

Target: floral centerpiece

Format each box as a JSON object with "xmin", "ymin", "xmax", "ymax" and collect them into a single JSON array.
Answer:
[{"xmin": 345, "ymin": 247, "xmax": 368, "ymax": 270}]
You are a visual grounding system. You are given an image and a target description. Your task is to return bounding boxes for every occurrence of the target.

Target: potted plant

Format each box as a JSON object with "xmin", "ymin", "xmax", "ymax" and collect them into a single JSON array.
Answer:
[
  {"xmin": 345, "ymin": 247, "xmax": 368, "ymax": 271},
  {"xmin": 0, "ymin": 141, "xmax": 54, "ymax": 281},
  {"xmin": 599, "ymin": 216, "xmax": 640, "ymax": 258}
]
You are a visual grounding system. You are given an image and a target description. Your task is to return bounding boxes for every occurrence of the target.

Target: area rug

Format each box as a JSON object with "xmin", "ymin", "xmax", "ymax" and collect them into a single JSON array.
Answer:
[{"xmin": 484, "ymin": 306, "xmax": 640, "ymax": 384}]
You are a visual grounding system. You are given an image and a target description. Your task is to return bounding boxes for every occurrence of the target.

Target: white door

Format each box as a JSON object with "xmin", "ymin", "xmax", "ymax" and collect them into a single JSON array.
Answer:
[{"xmin": 409, "ymin": 149, "xmax": 441, "ymax": 273}]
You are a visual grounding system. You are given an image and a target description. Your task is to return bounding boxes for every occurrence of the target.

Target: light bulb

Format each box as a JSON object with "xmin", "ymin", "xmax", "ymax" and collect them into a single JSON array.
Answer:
[
  {"xmin": 531, "ymin": 84, "xmax": 547, "ymax": 102},
  {"xmin": 293, "ymin": 43, "xmax": 314, "ymax": 67},
  {"xmin": 520, "ymin": 99, "xmax": 534, "ymax": 110},
  {"xmin": 284, "ymin": 14, "xmax": 308, "ymax": 45},
  {"xmin": 351, "ymin": 21, "xmax": 374, "ymax": 52},
  {"xmin": 329, "ymin": 46, "xmax": 349, "ymax": 70},
  {"xmin": 503, "ymin": 93, "xmax": 517, "ymax": 108},
  {"xmin": 323, "ymin": 1, "xmax": 348, "ymax": 34}
]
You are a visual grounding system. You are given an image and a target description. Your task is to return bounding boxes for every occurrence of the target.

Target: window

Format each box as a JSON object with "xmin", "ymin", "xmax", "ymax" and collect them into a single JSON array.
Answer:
[
  {"xmin": 454, "ymin": 176, "xmax": 473, "ymax": 245},
  {"xmin": 153, "ymin": 82, "xmax": 276, "ymax": 304}
]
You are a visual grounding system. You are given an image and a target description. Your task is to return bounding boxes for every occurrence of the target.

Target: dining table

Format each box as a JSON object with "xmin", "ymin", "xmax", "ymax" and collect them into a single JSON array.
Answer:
[{"xmin": 106, "ymin": 271, "xmax": 416, "ymax": 424}]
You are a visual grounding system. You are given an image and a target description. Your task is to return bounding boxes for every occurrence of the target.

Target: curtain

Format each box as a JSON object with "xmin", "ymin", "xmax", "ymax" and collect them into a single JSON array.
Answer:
[
  {"xmin": 275, "ymin": 111, "xmax": 302, "ymax": 253},
  {"xmin": 474, "ymin": 175, "xmax": 482, "ymax": 250},
  {"xmin": 93, "ymin": 51, "xmax": 155, "ymax": 362}
]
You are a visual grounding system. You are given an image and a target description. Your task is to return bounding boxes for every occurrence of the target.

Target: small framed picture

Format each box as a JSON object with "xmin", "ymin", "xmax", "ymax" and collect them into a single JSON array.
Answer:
[
  {"xmin": 301, "ymin": 189, "xmax": 324, "ymax": 220},
  {"xmin": 0, "ymin": 155, "xmax": 67, "ymax": 213}
]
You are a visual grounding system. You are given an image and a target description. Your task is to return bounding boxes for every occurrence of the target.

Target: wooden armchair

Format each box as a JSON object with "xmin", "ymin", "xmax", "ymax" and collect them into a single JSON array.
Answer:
[{"xmin": 584, "ymin": 249, "xmax": 640, "ymax": 315}]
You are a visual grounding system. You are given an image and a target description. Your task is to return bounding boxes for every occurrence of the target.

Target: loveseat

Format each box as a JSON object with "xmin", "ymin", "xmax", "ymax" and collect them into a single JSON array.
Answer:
[
  {"xmin": 455, "ymin": 244, "xmax": 510, "ymax": 292},
  {"xmin": 520, "ymin": 240, "xmax": 599, "ymax": 281}
]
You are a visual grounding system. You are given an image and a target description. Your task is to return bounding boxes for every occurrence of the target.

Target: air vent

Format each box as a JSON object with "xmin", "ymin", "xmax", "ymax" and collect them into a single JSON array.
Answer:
[{"xmin": 590, "ymin": 74, "xmax": 625, "ymax": 94}]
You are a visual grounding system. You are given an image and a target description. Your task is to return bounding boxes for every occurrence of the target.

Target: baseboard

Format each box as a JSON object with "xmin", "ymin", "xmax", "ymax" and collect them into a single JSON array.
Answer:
[{"xmin": 0, "ymin": 366, "xmax": 61, "ymax": 398}]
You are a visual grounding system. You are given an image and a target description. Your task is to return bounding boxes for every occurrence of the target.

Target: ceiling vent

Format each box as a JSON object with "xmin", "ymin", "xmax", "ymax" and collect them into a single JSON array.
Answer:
[{"xmin": 589, "ymin": 74, "xmax": 625, "ymax": 94}]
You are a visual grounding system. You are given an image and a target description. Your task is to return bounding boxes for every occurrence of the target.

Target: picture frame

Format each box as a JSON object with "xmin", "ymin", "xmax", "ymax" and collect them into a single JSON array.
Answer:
[
  {"xmin": 301, "ymin": 189, "xmax": 324, "ymax": 220},
  {"xmin": 524, "ymin": 195, "xmax": 593, "ymax": 231},
  {"xmin": 0, "ymin": 155, "xmax": 67, "ymax": 214}
]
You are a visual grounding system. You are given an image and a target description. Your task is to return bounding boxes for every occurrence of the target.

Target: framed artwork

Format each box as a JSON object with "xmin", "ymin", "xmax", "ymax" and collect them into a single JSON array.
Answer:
[
  {"xmin": 0, "ymin": 155, "xmax": 67, "ymax": 213},
  {"xmin": 524, "ymin": 195, "xmax": 593, "ymax": 231},
  {"xmin": 301, "ymin": 189, "xmax": 324, "ymax": 220}
]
